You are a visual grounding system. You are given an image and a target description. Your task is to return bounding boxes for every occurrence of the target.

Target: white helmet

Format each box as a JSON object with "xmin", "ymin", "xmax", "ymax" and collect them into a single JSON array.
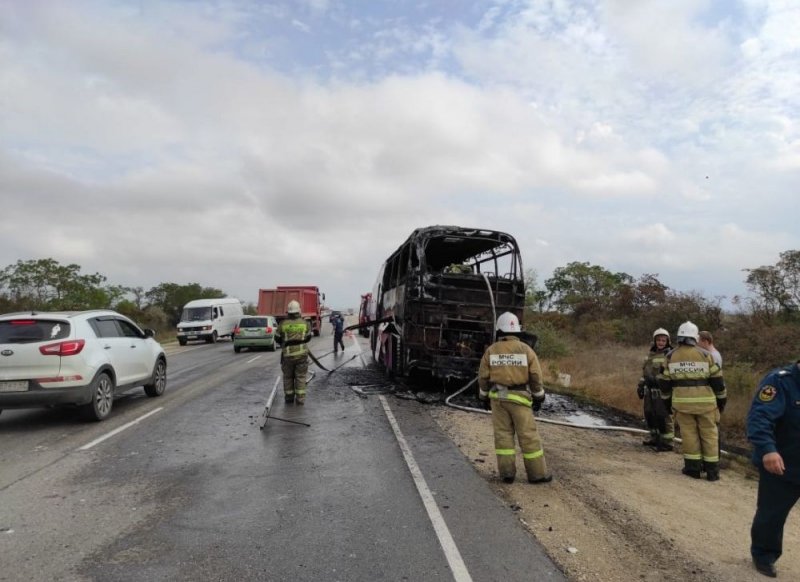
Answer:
[
  {"xmin": 677, "ymin": 321, "xmax": 699, "ymax": 342},
  {"xmin": 652, "ymin": 328, "xmax": 670, "ymax": 341},
  {"xmin": 287, "ymin": 300, "xmax": 301, "ymax": 315},
  {"xmin": 496, "ymin": 312, "xmax": 521, "ymax": 334}
]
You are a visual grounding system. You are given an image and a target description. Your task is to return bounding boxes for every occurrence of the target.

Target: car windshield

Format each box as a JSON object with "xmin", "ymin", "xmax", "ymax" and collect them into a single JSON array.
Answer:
[
  {"xmin": 240, "ymin": 317, "xmax": 268, "ymax": 327},
  {"xmin": 181, "ymin": 307, "xmax": 212, "ymax": 322},
  {"xmin": 0, "ymin": 319, "xmax": 71, "ymax": 343}
]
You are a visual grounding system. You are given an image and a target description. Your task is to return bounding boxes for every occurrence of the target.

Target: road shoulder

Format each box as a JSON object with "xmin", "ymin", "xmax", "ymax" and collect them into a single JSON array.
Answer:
[{"xmin": 431, "ymin": 406, "xmax": 800, "ymax": 582}]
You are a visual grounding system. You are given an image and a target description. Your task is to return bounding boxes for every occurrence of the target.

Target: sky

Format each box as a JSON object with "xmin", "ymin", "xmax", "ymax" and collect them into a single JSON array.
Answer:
[{"xmin": 1, "ymin": 0, "xmax": 799, "ymax": 311}]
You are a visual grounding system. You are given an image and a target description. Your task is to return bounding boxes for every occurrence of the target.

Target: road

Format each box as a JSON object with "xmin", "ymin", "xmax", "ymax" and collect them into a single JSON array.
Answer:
[{"xmin": 0, "ymin": 325, "xmax": 565, "ymax": 582}]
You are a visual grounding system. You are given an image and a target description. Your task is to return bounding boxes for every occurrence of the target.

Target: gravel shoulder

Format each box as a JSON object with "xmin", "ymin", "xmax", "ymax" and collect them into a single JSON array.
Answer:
[{"xmin": 430, "ymin": 407, "xmax": 800, "ymax": 582}]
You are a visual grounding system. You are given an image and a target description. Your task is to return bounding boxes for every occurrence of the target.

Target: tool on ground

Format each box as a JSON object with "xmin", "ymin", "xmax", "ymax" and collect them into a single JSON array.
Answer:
[{"xmin": 259, "ymin": 376, "xmax": 312, "ymax": 430}]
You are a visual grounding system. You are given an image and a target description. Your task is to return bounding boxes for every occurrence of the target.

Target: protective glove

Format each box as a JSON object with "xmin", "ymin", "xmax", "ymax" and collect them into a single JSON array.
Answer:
[
  {"xmin": 637, "ymin": 383, "xmax": 645, "ymax": 400},
  {"xmin": 716, "ymin": 397, "xmax": 727, "ymax": 413},
  {"xmin": 532, "ymin": 394, "xmax": 545, "ymax": 412},
  {"xmin": 481, "ymin": 398, "xmax": 491, "ymax": 411}
]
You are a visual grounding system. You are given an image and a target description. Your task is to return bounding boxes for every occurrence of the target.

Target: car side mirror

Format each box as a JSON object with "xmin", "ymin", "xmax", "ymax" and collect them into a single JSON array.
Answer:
[{"xmin": 144, "ymin": 328, "xmax": 155, "ymax": 338}]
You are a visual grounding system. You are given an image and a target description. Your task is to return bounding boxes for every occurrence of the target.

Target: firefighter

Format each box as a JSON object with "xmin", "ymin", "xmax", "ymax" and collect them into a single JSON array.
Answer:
[
  {"xmin": 747, "ymin": 361, "xmax": 800, "ymax": 578},
  {"xmin": 275, "ymin": 300, "xmax": 312, "ymax": 405},
  {"xmin": 658, "ymin": 321, "xmax": 726, "ymax": 481},
  {"xmin": 637, "ymin": 328, "xmax": 674, "ymax": 451},
  {"xmin": 478, "ymin": 312, "xmax": 552, "ymax": 484}
]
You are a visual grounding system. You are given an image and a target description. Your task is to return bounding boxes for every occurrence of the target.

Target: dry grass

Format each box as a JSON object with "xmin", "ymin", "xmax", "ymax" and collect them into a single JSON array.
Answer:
[
  {"xmin": 541, "ymin": 341, "xmax": 760, "ymax": 451},
  {"xmin": 541, "ymin": 342, "xmax": 645, "ymax": 418}
]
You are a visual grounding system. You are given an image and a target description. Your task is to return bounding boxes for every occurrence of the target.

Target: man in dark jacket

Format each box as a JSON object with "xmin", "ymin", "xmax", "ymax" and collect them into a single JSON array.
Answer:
[
  {"xmin": 332, "ymin": 314, "xmax": 345, "ymax": 354},
  {"xmin": 747, "ymin": 361, "xmax": 800, "ymax": 578}
]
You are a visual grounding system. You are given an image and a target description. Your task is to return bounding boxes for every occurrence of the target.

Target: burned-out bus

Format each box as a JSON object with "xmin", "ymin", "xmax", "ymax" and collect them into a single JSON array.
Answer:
[{"xmin": 366, "ymin": 225, "xmax": 526, "ymax": 381}]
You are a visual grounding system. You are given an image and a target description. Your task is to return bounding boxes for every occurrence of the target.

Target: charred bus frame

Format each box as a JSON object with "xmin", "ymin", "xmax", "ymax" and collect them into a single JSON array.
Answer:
[{"xmin": 367, "ymin": 225, "xmax": 526, "ymax": 381}]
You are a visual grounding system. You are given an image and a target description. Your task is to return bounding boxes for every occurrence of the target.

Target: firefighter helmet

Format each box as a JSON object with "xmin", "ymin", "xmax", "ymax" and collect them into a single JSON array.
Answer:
[
  {"xmin": 652, "ymin": 328, "xmax": 670, "ymax": 341},
  {"xmin": 496, "ymin": 312, "xmax": 521, "ymax": 334},
  {"xmin": 287, "ymin": 300, "xmax": 301, "ymax": 315},
  {"xmin": 677, "ymin": 321, "xmax": 699, "ymax": 342}
]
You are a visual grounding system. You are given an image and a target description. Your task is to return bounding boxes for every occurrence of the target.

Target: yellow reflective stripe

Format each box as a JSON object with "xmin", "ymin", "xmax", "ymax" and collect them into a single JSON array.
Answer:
[
  {"xmin": 506, "ymin": 394, "xmax": 532, "ymax": 407},
  {"xmin": 703, "ymin": 455, "xmax": 719, "ymax": 463},
  {"xmin": 295, "ymin": 389, "xmax": 306, "ymax": 395},
  {"xmin": 662, "ymin": 433, "xmax": 675, "ymax": 439},
  {"xmin": 284, "ymin": 323, "xmax": 308, "ymax": 333},
  {"xmin": 683, "ymin": 453, "xmax": 702, "ymax": 460},
  {"xmin": 495, "ymin": 449, "xmax": 516, "ymax": 456},
  {"xmin": 673, "ymin": 396, "xmax": 717, "ymax": 403},
  {"xmin": 489, "ymin": 392, "xmax": 532, "ymax": 407},
  {"xmin": 523, "ymin": 449, "xmax": 544, "ymax": 460}
]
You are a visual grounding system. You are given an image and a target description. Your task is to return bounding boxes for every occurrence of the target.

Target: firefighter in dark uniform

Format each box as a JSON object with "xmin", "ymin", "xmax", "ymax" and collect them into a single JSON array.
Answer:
[
  {"xmin": 275, "ymin": 300, "xmax": 312, "ymax": 405},
  {"xmin": 478, "ymin": 312, "xmax": 551, "ymax": 484},
  {"xmin": 637, "ymin": 327, "xmax": 674, "ymax": 451},
  {"xmin": 747, "ymin": 361, "xmax": 800, "ymax": 578},
  {"xmin": 658, "ymin": 321, "xmax": 726, "ymax": 480}
]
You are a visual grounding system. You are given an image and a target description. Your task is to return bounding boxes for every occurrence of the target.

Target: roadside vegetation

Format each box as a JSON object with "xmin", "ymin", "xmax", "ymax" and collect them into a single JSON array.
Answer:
[{"xmin": 524, "ymin": 250, "xmax": 800, "ymax": 451}]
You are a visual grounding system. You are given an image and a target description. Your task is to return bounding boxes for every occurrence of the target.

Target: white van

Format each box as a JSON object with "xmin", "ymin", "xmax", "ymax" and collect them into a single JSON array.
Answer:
[{"xmin": 176, "ymin": 298, "xmax": 244, "ymax": 345}]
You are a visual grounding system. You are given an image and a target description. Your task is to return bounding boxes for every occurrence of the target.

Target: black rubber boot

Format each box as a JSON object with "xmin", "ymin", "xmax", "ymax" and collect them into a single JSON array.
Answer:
[
  {"xmin": 284, "ymin": 396, "xmax": 294, "ymax": 404},
  {"xmin": 529, "ymin": 475, "xmax": 553, "ymax": 484},
  {"xmin": 655, "ymin": 442, "xmax": 674, "ymax": 452},
  {"xmin": 682, "ymin": 459, "xmax": 703, "ymax": 479},
  {"xmin": 502, "ymin": 476, "xmax": 515, "ymax": 484},
  {"xmin": 705, "ymin": 462, "xmax": 720, "ymax": 481}
]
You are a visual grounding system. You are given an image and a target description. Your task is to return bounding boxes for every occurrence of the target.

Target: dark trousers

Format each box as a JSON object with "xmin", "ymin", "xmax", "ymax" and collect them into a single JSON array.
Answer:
[
  {"xmin": 751, "ymin": 468, "xmax": 800, "ymax": 564},
  {"xmin": 333, "ymin": 333, "xmax": 345, "ymax": 352}
]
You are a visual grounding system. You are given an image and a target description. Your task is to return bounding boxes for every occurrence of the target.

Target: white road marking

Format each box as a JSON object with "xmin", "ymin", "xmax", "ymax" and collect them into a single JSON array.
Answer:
[
  {"xmin": 78, "ymin": 408, "xmax": 164, "ymax": 451},
  {"xmin": 379, "ymin": 396, "xmax": 473, "ymax": 582},
  {"xmin": 246, "ymin": 355, "xmax": 262, "ymax": 364}
]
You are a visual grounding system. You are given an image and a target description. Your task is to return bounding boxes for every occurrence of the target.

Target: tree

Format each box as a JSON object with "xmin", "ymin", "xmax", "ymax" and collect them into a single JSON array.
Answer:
[
  {"xmin": 524, "ymin": 268, "xmax": 548, "ymax": 313},
  {"xmin": 745, "ymin": 250, "xmax": 800, "ymax": 317},
  {"xmin": 0, "ymin": 258, "xmax": 120, "ymax": 310},
  {"xmin": 145, "ymin": 282, "xmax": 226, "ymax": 326},
  {"xmin": 544, "ymin": 261, "xmax": 633, "ymax": 316}
]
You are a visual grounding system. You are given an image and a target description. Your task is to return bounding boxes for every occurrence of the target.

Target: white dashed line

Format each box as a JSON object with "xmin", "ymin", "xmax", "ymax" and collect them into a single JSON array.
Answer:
[{"xmin": 78, "ymin": 408, "xmax": 163, "ymax": 450}]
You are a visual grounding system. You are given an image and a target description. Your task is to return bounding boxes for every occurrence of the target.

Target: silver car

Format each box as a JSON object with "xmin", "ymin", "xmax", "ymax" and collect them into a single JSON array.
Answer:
[
  {"xmin": 0, "ymin": 310, "xmax": 167, "ymax": 421},
  {"xmin": 232, "ymin": 315, "xmax": 278, "ymax": 353}
]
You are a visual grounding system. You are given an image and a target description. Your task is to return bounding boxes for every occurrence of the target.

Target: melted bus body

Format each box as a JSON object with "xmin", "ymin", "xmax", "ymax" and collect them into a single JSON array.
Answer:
[{"xmin": 369, "ymin": 225, "xmax": 525, "ymax": 380}]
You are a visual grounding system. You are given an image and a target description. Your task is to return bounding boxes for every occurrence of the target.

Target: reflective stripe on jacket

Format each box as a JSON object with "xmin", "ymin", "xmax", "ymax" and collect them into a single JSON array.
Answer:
[
  {"xmin": 277, "ymin": 318, "xmax": 311, "ymax": 358},
  {"xmin": 658, "ymin": 344, "xmax": 725, "ymax": 413},
  {"xmin": 478, "ymin": 336, "xmax": 544, "ymax": 405}
]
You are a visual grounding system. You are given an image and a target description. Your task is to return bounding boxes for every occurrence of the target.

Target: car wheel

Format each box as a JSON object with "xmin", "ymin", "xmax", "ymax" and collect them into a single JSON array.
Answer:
[
  {"xmin": 268, "ymin": 342, "xmax": 276, "ymax": 352},
  {"xmin": 210, "ymin": 331, "xmax": 218, "ymax": 343},
  {"xmin": 234, "ymin": 345, "xmax": 241, "ymax": 353},
  {"xmin": 178, "ymin": 338, "xmax": 187, "ymax": 346},
  {"xmin": 84, "ymin": 372, "xmax": 114, "ymax": 421},
  {"xmin": 144, "ymin": 358, "xmax": 167, "ymax": 397}
]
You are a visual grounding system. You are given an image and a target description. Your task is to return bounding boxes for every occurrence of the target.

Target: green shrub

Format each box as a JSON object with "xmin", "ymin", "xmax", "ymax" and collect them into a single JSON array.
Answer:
[{"xmin": 526, "ymin": 320, "xmax": 571, "ymax": 359}]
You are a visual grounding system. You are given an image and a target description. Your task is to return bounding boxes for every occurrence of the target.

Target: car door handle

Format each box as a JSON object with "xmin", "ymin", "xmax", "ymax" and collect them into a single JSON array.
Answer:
[{"xmin": 104, "ymin": 345, "xmax": 112, "ymax": 350}]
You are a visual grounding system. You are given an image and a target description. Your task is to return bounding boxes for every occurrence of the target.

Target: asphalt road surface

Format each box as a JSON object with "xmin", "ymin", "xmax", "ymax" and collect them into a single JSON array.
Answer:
[{"xmin": 0, "ymin": 326, "xmax": 565, "ymax": 582}]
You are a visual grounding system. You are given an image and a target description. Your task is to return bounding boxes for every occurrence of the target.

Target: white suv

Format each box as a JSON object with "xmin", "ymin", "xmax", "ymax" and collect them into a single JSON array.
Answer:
[{"xmin": 0, "ymin": 310, "xmax": 167, "ymax": 421}]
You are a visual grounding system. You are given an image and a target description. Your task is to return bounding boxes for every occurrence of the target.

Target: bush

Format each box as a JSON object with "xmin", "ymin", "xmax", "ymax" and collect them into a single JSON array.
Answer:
[{"xmin": 524, "ymin": 315, "xmax": 571, "ymax": 359}]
